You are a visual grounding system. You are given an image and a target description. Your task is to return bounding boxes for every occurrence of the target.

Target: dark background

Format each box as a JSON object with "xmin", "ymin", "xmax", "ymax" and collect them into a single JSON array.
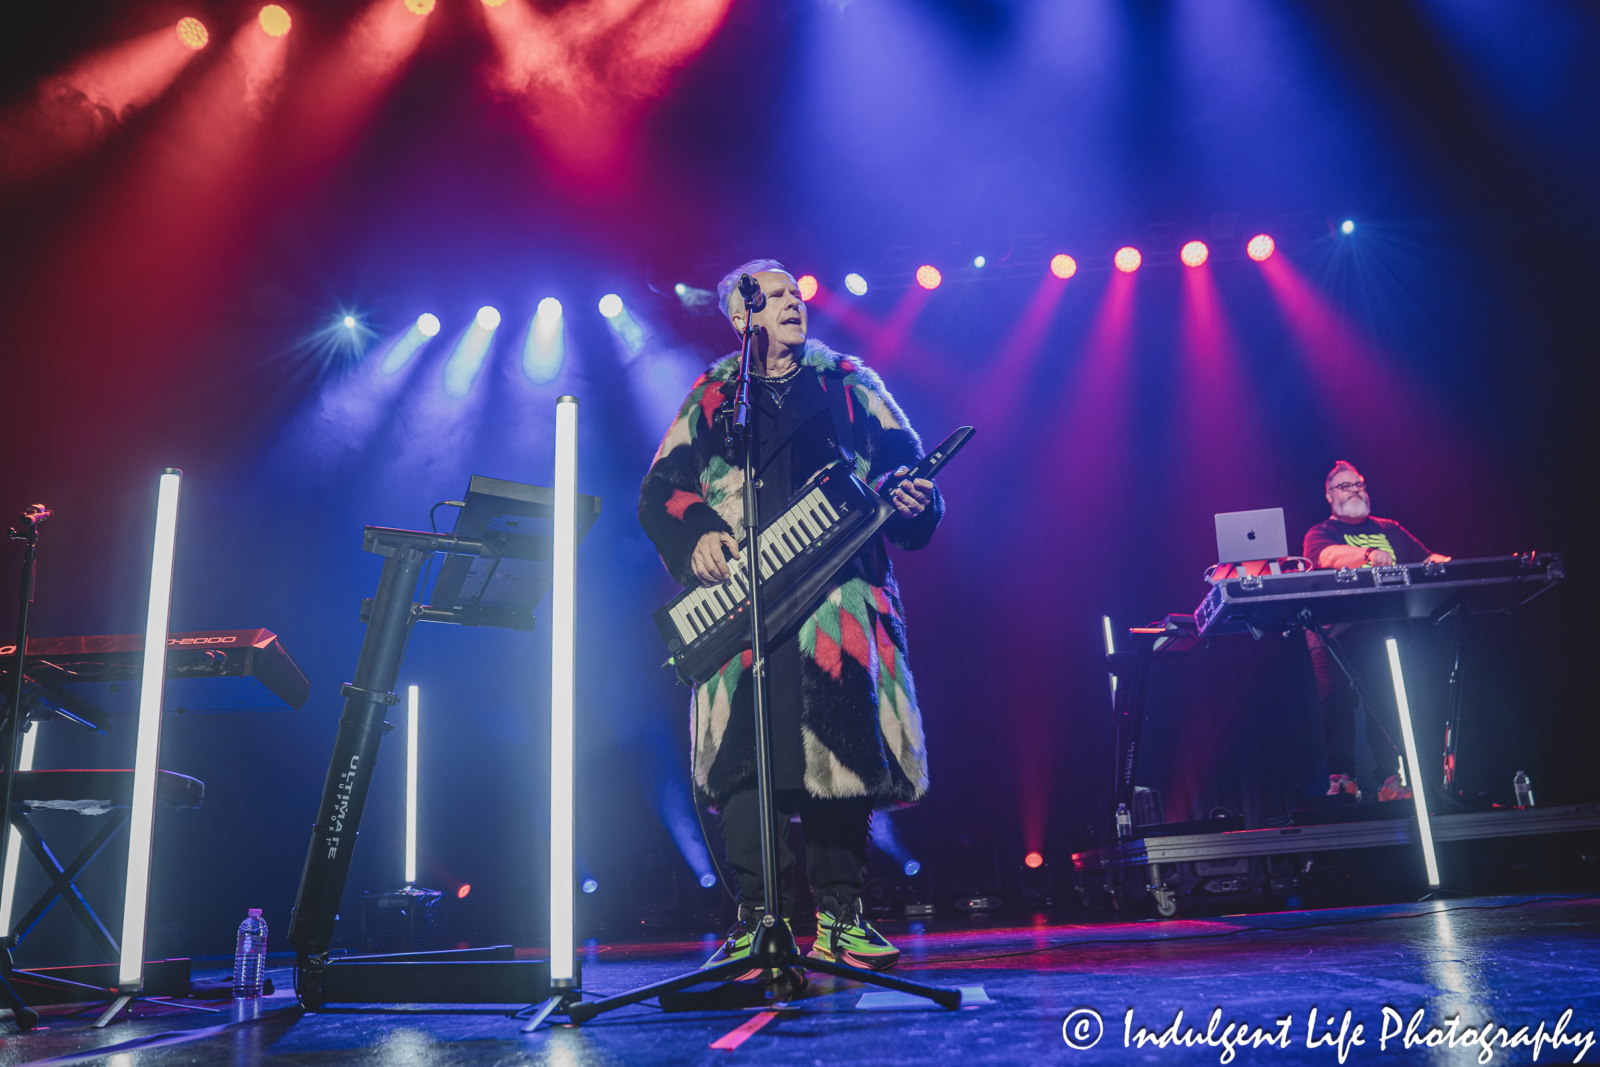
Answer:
[{"xmin": 0, "ymin": 0, "xmax": 1595, "ymax": 963}]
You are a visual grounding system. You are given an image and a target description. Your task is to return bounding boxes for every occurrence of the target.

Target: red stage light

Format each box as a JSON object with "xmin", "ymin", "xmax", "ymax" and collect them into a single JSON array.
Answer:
[
  {"xmin": 405, "ymin": 0, "xmax": 435, "ymax": 13},
  {"xmin": 456, "ymin": 884, "xmax": 471, "ymax": 899},
  {"xmin": 1247, "ymin": 234, "xmax": 1276, "ymax": 262},
  {"xmin": 915, "ymin": 265, "xmax": 942, "ymax": 291},
  {"xmin": 1180, "ymin": 241, "xmax": 1209, "ymax": 268},
  {"xmin": 1049, "ymin": 254, "xmax": 1077, "ymax": 280},
  {"xmin": 797, "ymin": 275, "xmax": 818, "ymax": 301},
  {"xmin": 176, "ymin": 17, "xmax": 208, "ymax": 50},
  {"xmin": 1113, "ymin": 247, "xmax": 1142, "ymax": 273},
  {"xmin": 1024, "ymin": 851, "xmax": 1044, "ymax": 869},
  {"xmin": 258, "ymin": 5, "xmax": 291, "ymax": 36}
]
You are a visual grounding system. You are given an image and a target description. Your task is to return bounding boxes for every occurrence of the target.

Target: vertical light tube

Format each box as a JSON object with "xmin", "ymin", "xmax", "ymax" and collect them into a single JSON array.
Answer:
[
  {"xmin": 549, "ymin": 396, "xmax": 578, "ymax": 984},
  {"xmin": 405, "ymin": 685, "xmax": 419, "ymax": 886},
  {"xmin": 1101, "ymin": 615, "xmax": 1117, "ymax": 701},
  {"xmin": 1, "ymin": 722, "xmax": 40, "ymax": 932},
  {"xmin": 119, "ymin": 468, "xmax": 182, "ymax": 990},
  {"xmin": 1386, "ymin": 637, "xmax": 1440, "ymax": 887}
]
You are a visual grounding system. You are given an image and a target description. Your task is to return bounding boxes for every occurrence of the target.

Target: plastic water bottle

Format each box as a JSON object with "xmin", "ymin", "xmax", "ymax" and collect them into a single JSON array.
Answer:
[
  {"xmin": 234, "ymin": 909, "xmax": 268, "ymax": 998},
  {"xmin": 1513, "ymin": 771, "xmax": 1534, "ymax": 809},
  {"xmin": 1115, "ymin": 803, "xmax": 1133, "ymax": 840}
]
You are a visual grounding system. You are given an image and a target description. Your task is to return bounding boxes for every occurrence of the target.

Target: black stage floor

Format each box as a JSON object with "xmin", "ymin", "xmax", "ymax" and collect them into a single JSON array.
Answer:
[{"xmin": 3, "ymin": 895, "xmax": 1597, "ymax": 1065}]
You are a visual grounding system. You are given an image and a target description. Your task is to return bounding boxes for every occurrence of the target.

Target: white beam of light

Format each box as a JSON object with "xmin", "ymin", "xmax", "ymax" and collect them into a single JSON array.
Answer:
[
  {"xmin": 523, "ymin": 298, "xmax": 565, "ymax": 383},
  {"xmin": 549, "ymin": 396, "xmax": 579, "ymax": 984},
  {"xmin": 382, "ymin": 323, "xmax": 431, "ymax": 375},
  {"xmin": 1386, "ymin": 637, "xmax": 1440, "ymax": 887},
  {"xmin": 1, "ymin": 722, "xmax": 40, "ymax": 933},
  {"xmin": 601, "ymin": 304, "xmax": 645, "ymax": 361},
  {"xmin": 443, "ymin": 311, "xmax": 498, "ymax": 398},
  {"xmin": 119, "ymin": 468, "xmax": 182, "ymax": 991},
  {"xmin": 406, "ymin": 685, "xmax": 419, "ymax": 886}
]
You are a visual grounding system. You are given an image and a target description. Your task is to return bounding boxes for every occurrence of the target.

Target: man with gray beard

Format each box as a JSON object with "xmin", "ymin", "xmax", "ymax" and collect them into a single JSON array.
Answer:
[{"xmin": 1304, "ymin": 461, "xmax": 1450, "ymax": 801}]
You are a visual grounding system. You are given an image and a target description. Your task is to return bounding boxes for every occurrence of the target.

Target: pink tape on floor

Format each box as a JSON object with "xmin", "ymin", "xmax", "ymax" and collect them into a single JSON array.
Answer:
[{"xmin": 709, "ymin": 1009, "xmax": 780, "ymax": 1050}]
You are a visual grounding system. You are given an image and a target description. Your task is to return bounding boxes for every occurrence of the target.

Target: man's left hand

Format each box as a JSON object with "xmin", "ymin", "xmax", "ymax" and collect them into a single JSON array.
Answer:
[{"xmin": 889, "ymin": 467, "xmax": 934, "ymax": 519}]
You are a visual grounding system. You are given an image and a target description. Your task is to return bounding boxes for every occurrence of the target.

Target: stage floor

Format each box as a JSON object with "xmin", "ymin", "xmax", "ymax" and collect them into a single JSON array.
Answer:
[{"xmin": 3, "ymin": 894, "xmax": 1598, "ymax": 1065}]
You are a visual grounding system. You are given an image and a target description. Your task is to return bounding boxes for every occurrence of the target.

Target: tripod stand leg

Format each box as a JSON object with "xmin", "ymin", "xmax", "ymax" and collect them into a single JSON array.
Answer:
[
  {"xmin": 0, "ymin": 975, "xmax": 39, "ymax": 1030},
  {"xmin": 519, "ymin": 992, "xmax": 574, "ymax": 1033},
  {"xmin": 92, "ymin": 993, "xmax": 133, "ymax": 1028},
  {"xmin": 798, "ymin": 956, "xmax": 962, "ymax": 1009}
]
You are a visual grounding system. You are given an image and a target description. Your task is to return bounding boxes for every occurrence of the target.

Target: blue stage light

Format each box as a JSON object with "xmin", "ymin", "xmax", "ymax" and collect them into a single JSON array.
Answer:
[
  {"xmin": 903, "ymin": 860, "xmax": 921, "ymax": 877},
  {"xmin": 444, "ymin": 311, "xmax": 498, "ymax": 397},
  {"xmin": 1341, "ymin": 220, "xmax": 1355, "ymax": 235},
  {"xmin": 343, "ymin": 315, "xmax": 356, "ymax": 329},
  {"xmin": 598, "ymin": 293, "xmax": 624, "ymax": 319},
  {"xmin": 844, "ymin": 273, "xmax": 868, "ymax": 296},
  {"xmin": 581, "ymin": 878, "xmax": 598, "ymax": 895},
  {"xmin": 476, "ymin": 305, "xmax": 501, "ymax": 330},
  {"xmin": 416, "ymin": 313, "xmax": 441, "ymax": 337},
  {"xmin": 973, "ymin": 255, "xmax": 986, "ymax": 268},
  {"xmin": 673, "ymin": 283, "xmax": 688, "ymax": 297},
  {"xmin": 524, "ymin": 297, "xmax": 565, "ymax": 384},
  {"xmin": 699, "ymin": 873, "xmax": 717, "ymax": 889}
]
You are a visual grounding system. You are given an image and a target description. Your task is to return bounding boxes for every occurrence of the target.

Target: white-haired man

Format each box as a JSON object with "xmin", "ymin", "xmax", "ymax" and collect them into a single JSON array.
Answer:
[
  {"xmin": 638, "ymin": 260, "xmax": 940, "ymax": 978},
  {"xmin": 1304, "ymin": 461, "xmax": 1449, "ymax": 800}
]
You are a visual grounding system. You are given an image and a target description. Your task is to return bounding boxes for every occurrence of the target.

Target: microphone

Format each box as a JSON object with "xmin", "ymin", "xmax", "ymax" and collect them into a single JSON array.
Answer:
[
  {"xmin": 21, "ymin": 504, "xmax": 51, "ymax": 525},
  {"xmin": 737, "ymin": 273, "xmax": 766, "ymax": 312}
]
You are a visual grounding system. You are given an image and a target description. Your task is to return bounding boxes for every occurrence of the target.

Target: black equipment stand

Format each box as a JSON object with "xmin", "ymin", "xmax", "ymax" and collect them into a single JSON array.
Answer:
[
  {"xmin": 1297, "ymin": 611, "xmax": 1403, "ymax": 772},
  {"xmin": 539, "ymin": 287, "xmax": 960, "ymax": 1030},
  {"xmin": 1, "ymin": 505, "xmax": 49, "ymax": 1030}
]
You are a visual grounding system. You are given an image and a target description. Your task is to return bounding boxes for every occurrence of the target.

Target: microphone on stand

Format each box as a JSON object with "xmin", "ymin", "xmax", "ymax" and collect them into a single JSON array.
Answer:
[{"xmin": 738, "ymin": 273, "xmax": 766, "ymax": 312}]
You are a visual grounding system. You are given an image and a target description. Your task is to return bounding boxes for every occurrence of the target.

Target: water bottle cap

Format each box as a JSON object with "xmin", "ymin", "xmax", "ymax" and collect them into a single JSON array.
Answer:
[{"xmin": 248, "ymin": 908, "xmax": 262, "ymax": 916}]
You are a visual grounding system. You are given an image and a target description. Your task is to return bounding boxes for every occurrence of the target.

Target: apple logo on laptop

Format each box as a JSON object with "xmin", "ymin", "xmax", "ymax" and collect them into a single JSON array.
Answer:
[{"xmin": 1247, "ymin": 530, "xmax": 1256, "ymax": 541}]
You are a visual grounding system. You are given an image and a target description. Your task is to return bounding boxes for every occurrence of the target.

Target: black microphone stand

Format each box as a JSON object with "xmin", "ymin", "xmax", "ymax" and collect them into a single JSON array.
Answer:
[
  {"xmin": 543, "ymin": 291, "xmax": 961, "ymax": 1029},
  {"xmin": 0, "ymin": 507, "xmax": 49, "ymax": 1031}
]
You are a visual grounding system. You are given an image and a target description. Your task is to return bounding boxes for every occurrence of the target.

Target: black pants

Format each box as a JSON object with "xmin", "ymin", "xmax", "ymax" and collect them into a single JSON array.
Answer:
[
  {"xmin": 719, "ymin": 788, "xmax": 873, "ymax": 919},
  {"xmin": 1308, "ymin": 627, "xmax": 1406, "ymax": 789}
]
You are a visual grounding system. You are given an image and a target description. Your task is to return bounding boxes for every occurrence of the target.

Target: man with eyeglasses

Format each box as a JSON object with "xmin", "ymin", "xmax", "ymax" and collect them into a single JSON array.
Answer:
[{"xmin": 1304, "ymin": 461, "xmax": 1450, "ymax": 801}]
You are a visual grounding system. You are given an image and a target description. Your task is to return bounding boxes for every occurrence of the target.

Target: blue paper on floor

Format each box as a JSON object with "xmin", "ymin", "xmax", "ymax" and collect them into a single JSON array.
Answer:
[{"xmin": 856, "ymin": 985, "xmax": 991, "ymax": 1010}]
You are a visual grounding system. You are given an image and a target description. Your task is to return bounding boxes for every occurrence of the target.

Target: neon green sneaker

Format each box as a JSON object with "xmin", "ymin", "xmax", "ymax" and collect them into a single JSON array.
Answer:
[
  {"xmin": 807, "ymin": 905, "xmax": 900, "ymax": 971},
  {"xmin": 701, "ymin": 913, "xmax": 801, "ymax": 983}
]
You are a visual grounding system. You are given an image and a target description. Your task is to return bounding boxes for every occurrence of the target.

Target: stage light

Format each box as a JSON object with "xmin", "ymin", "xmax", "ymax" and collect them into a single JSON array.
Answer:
[
  {"xmin": 903, "ymin": 860, "xmax": 921, "ymax": 877},
  {"xmin": 417, "ymin": 313, "xmax": 441, "ymax": 337},
  {"xmin": 0, "ymin": 723, "xmax": 39, "ymax": 932},
  {"xmin": 525, "ymin": 298, "xmax": 566, "ymax": 383},
  {"xmin": 1341, "ymin": 220, "xmax": 1355, "ymax": 235},
  {"xmin": 797, "ymin": 275, "xmax": 818, "ymax": 301},
  {"xmin": 482, "ymin": 0, "xmax": 508, "ymax": 6},
  {"xmin": 404, "ymin": 0, "xmax": 435, "ymax": 13},
  {"xmin": 673, "ymin": 283, "xmax": 688, "ymax": 297},
  {"xmin": 476, "ymin": 305, "xmax": 501, "ymax": 330},
  {"xmin": 915, "ymin": 265, "xmax": 942, "ymax": 291},
  {"xmin": 598, "ymin": 293, "xmax": 624, "ymax": 319},
  {"xmin": 581, "ymin": 879, "xmax": 599, "ymax": 894},
  {"xmin": 405, "ymin": 686, "xmax": 418, "ymax": 886},
  {"xmin": 457, "ymin": 884, "xmax": 471, "ymax": 899},
  {"xmin": 444, "ymin": 311, "xmax": 497, "ymax": 397},
  {"xmin": 1246, "ymin": 234, "xmax": 1276, "ymax": 262},
  {"xmin": 1102, "ymin": 615, "xmax": 1117, "ymax": 701},
  {"xmin": 1050, "ymin": 254, "xmax": 1077, "ymax": 280},
  {"xmin": 973, "ymin": 255, "xmax": 986, "ymax": 268},
  {"xmin": 699, "ymin": 873, "xmax": 717, "ymax": 889},
  {"xmin": 1386, "ymin": 638, "xmax": 1440, "ymax": 887},
  {"xmin": 118, "ymin": 469, "xmax": 182, "ymax": 994},
  {"xmin": 258, "ymin": 5, "xmax": 291, "ymax": 37},
  {"xmin": 1024, "ymin": 851, "xmax": 1044, "ymax": 869},
  {"xmin": 844, "ymin": 273, "xmax": 868, "ymax": 296},
  {"xmin": 176, "ymin": 17, "xmax": 208, "ymax": 50},
  {"xmin": 549, "ymin": 396, "xmax": 580, "ymax": 986},
  {"xmin": 538, "ymin": 297, "xmax": 563, "ymax": 320},
  {"xmin": 343, "ymin": 316, "xmax": 356, "ymax": 329},
  {"xmin": 1180, "ymin": 241, "xmax": 1209, "ymax": 268},
  {"xmin": 1114, "ymin": 247, "xmax": 1142, "ymax": 273}
]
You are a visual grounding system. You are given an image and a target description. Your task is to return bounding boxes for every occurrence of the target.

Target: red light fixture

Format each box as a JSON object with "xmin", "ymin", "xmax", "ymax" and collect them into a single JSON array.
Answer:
[
  {"xmin": 1113, "ymin": 247, "xmax": 1142, "ymax": 273},
  {"xmin": 175, "ymin": 17, "xmax": 208, "ymax": 50},
  {"xmin": 405, "ymin": 0, "xmax": 436, "ymax": 12},
  {"xmin": 1049, "ymin": 254, "xmax": 1077, "ymax": 280},
  {"xmin": 258, "ymin": 4, "xmax": 291, "ymax": 36},
  {"xmin": 456, "ymin": 883, "xmax": 471, "ymax": 899},
  {"xmin": 796, "ymin": 274, "xmax": 818, "ymax": 301},
  {"xmin": 1246, "ymin": 234, "xmax": 1276, "ymax": 262},
  {"xmin": 1180, "ymin": 241, "xmax": 1209, "ymax": 268},
  {"xmin": 915, "ymin": 265, "xmax": 942, "ymax": 291},
  {"xmin": 1024, "ymin": 851, "xmax": 1044, "ymax": 869}
]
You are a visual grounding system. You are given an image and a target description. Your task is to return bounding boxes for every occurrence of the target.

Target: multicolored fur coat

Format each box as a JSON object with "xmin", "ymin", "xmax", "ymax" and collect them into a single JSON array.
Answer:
[{"xmin": 638, "ymin": 340, "xmax": 942, "ymax": 808}]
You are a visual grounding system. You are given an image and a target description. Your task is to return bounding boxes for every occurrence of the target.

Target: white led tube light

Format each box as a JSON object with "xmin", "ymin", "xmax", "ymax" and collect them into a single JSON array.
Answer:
[
  {"xmin": 0, "ymin": 722, "xmax": 40, "ymax": 933},
  {"xmin": 406, "ymin": 684, "xmax": 419, "ymax": 886},
  {"xmin": 118, "ymin": 468, "xmax": 182, "ymax": 991},
  {"xmin": 1385, "ymin": 637, "xmax": 1440, "ymax": 887},
  {"xmin": 549, "ymin": 396, "xmax": 579, "ymax": 985},
  {"xmin": 1101, "ymin": 614, "xmax": 1117, "ymax": 701}
]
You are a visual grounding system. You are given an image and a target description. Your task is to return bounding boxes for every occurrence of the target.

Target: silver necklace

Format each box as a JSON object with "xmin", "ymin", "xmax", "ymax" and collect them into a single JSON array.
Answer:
[{"xmin": 754, "ymin": 363, "xmax": 803, "ymax": 408}]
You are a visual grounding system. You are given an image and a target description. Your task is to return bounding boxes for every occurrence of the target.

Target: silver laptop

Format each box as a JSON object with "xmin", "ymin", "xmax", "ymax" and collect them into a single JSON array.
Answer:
[{"xmin": 1215, "ymin": 508, "xmax": 1288, "ymax": 564}]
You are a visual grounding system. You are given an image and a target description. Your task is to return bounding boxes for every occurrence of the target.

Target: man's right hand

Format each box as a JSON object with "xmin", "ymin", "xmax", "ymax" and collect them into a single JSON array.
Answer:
[{"xmin": 690, "ymin": 531, "xmax": 741, "ymax": 586}]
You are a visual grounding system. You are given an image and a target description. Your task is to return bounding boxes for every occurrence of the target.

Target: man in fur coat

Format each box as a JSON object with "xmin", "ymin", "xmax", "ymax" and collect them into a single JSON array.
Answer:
[{"xmin": 638, "ymin": 259, "xmax": 941, "ymax": 975}]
